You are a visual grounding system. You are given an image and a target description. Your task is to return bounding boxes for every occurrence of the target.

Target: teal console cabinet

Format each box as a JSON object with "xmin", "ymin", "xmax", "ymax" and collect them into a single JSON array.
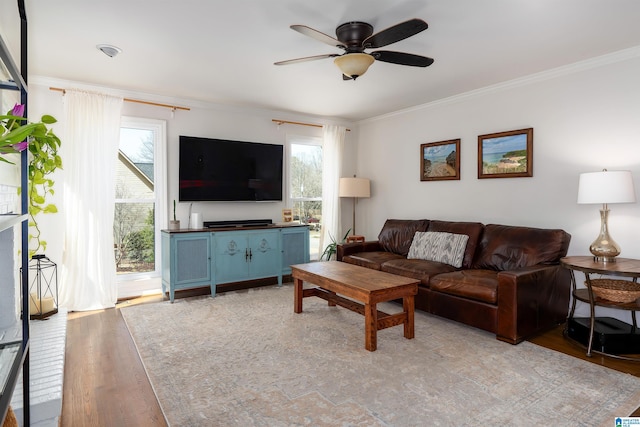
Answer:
[
  {"xmin": 162, "ymin": 231, "xmax": 213, "ymax": 302},
  {"xmin": 162, "ymin": 225, "xmax": 309, "ymax": 302},
  {"xmin": 213, "ymin": 229, "xmax": 281, "ymax": 284},
  {"xmin": 280, "ymin": 226, "xmax": 310, "ymax": 277}
]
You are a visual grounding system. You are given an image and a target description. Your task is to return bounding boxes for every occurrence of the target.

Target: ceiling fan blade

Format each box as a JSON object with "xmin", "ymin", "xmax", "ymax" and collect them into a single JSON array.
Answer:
[
  {"xmin": 291, "ymin": 25, "xmax": 346, "ymax": 49},
  {"xmin": 274, "ymin": 53, "xmax": 339, "ymax": 66},
  {"xmin": 372, "ymin": 50, "xmax": 434, "ymax": 67},
  {"xmin": 363, "ymin": 18, "xmax": 428, "ymax": 49}
]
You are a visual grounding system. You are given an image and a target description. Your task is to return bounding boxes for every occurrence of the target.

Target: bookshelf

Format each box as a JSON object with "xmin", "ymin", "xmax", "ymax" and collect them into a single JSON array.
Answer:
[{"xmin": 0, "ymin": 1, "xmax": 30, "ymax": 424}]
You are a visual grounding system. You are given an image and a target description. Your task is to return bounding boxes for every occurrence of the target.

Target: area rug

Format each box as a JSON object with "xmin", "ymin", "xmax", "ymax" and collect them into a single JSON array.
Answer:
[{"xmin": 121, "ymin": 285, "xmax": 640, "ymax": 426}]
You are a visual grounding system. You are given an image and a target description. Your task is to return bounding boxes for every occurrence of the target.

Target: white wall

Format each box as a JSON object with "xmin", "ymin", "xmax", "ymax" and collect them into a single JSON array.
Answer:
[
  {"xmin": 27, "ymin": 79, "xmax": 357, "ymax": 273},
  {"xmin": 0, "ymin": 0, "xmax": 21, "ymax": 66},
  {"xmin": 355, "ymin": 52, "xmax": 640, "ymax": 320},
  {"xmin": 26, "ymin": 50, "xmax": 640, "ymax": 320}
]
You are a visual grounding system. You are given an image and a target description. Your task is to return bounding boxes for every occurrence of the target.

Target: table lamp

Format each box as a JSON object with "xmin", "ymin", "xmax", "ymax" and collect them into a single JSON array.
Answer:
[
  {"xmin": 577, "ymin": 169, "xmax": 636, "ymax": 262},
  {"xmin": 339, "ymin": 176, "xmax": 370, "ymax": 235}
]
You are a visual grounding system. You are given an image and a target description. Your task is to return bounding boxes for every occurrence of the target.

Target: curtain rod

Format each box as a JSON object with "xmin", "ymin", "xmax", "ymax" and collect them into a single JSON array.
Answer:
[
  {"xmin": 49, "ymin": 87, "xmax": 190, "ymax": 111},
  {"xmin": 272, "ymin": 119, "xmax": 350, "ymax": 132}
]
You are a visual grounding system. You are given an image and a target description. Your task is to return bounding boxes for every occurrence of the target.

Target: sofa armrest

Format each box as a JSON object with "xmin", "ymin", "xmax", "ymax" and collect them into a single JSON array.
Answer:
[
  {"xmin": 496, "ymin": 264, "xmax": 571, "ymax": 344},
  {"xmin": 337, "ymin": 241, "xmax": 383, "ymax": 261}
]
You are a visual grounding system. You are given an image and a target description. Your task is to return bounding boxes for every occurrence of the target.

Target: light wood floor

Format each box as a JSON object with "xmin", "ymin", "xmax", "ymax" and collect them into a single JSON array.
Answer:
[{"xmin": 60, "ymin": 292, "xmax": 640, "ymax": 426}]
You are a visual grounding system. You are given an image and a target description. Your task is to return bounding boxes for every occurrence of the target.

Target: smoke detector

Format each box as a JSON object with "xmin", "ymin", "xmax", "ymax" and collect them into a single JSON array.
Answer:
[{"xmin": 96, "ymin": 44, "xmax": 122, "ymax": 58}]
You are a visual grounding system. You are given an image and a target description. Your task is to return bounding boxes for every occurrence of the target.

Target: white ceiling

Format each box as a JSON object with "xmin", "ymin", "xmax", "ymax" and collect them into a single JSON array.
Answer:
[{"xmin": 24, "ymin": 0, "xmax": 640, "ymax": 121}]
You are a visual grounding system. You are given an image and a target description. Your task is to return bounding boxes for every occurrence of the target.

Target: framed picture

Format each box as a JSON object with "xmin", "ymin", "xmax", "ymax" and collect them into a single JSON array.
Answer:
[
  {"xmin": 478, "ymin": 128, "xmax": 533, "ymax": 179},
  {"xmin": 282, "ymin": 208, "xmax": 293, "ymax": 223},
  {"xmin": 420, "ymin": 139, "xmax": 461, "ymax": 181}
]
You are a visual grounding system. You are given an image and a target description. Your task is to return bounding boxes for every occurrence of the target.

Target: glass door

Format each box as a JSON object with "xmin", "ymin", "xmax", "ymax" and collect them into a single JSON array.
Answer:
[{"xmin": 114, "ymin": 117, "xmax": 166, "ymax": 297}]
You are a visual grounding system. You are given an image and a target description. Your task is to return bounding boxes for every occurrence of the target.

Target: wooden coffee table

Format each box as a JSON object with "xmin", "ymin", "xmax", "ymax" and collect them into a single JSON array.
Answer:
[{"xmin": 291, "ymin": 261, "xmax": 419, "ymax": 351}]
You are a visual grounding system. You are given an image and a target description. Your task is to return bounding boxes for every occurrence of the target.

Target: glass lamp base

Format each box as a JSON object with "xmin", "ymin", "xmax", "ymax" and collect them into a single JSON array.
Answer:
[
  {"xmin": 589, "ymin": 208, "xmax": 620, "ymax": 263},
  {"xmin": 592, "ymin": 255, "xmax": 617, "ymax": 263}
]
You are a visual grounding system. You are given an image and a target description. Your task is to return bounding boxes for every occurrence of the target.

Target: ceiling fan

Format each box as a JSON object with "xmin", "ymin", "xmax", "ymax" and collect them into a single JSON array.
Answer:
[{"xmin": 274, "ymin": 18, "xmax": 434, "ymax": 80}]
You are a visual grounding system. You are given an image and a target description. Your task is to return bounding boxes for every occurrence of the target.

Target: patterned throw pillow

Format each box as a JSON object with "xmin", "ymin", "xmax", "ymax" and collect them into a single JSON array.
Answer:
[{"xmin": 407, "ymin": 231, "xmax": 469, "ymax": 268}]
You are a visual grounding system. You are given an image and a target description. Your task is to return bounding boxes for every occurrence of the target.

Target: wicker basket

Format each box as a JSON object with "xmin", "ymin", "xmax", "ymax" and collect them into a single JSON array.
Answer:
[{"xmin": 588, "ymin": 279, "xmax": 640, "ymax": 303}]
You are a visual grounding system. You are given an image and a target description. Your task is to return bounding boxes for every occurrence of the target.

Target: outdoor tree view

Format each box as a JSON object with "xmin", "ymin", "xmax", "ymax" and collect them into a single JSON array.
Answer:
[
  {"xmin": 290, "ymin": 143, "xmax": 322, "ymax": 259},
  {"xmin": 114, "ymin": 128, "xmax": 156, "ymax": 274}
]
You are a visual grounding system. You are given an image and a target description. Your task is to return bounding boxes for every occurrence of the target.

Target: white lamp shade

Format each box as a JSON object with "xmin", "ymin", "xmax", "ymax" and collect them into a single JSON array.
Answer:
[
  {"xmin": 334, "ymin": 53, "xmax": 374, "ymax": 78},
  {"xmin": 339, "ymin": 177, "xmax": 370, "ymax": 198},
  {"xmin": 577, "ymin": 170, "xmax": 636, "ymax": 204}
]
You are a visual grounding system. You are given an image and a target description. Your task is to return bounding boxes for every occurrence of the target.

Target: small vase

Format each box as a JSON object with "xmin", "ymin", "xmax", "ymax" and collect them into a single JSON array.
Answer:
[{"xmin": 168, "ymin": 220, "xmax": 180, "ymax": 231}]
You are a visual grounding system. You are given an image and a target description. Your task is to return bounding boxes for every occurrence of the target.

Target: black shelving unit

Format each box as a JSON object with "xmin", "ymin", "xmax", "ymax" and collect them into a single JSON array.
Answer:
[{"xmin": 0, "ymin": 0, "xmax": 30, "ymax": 424}]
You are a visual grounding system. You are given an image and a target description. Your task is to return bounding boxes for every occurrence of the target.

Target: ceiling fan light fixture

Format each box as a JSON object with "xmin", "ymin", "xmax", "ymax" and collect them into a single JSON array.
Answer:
[
  {"xmin": 334, "ymin": 53, "xmax": 374, "ymax": 79},
  {"xmin": 96, "ymin": 44, "xmax": 122, "ymax": 58}
]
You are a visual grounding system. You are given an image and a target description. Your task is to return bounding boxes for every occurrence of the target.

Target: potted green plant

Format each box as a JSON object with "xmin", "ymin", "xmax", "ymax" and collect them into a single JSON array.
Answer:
[
  {"xmin": 1, "ymin": 103, "xmax": 61, "ymax": 258},
  {"xmin": 169, "ymin": 199, "xmax": 180, "ymax": 230},
  {"xmin": 320, "ymin": 228, "xmax": 351, "ymax": 261}
]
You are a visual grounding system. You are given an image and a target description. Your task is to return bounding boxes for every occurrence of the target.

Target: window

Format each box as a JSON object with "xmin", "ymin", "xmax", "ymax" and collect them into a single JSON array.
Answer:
[
  {"xmin": 288, "ymin": 136, "xmax": 323, "ymax": 260},
  {"xmin": 114, "ymin": 117, "xmax": 166, "ymax": 295}
]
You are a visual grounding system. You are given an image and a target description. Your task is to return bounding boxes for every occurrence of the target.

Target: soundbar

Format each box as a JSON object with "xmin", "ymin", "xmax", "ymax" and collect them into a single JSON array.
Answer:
[{"xmin": 204, "ymin": 219, "xmax": 273, "ymax": 229}]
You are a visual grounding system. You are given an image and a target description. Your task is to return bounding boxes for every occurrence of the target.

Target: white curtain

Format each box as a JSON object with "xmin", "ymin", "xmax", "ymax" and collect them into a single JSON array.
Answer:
[
  {"xmin": 59, "ymin": 90, "xmax": 123, "ymax": 311},
  {"xmin": 320, "ymin": 125, "xmax": 346, "ymax": 253}
]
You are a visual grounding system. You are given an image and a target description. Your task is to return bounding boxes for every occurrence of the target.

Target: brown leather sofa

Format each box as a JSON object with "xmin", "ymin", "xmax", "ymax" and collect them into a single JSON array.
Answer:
[{"xmin": 337, "ymin": 219, "xmax": 571, "ymax": 344}]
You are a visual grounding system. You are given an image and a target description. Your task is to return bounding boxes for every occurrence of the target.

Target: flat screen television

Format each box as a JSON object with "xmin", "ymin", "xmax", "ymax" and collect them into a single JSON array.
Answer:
[{"xmin": 179, "ymin": 135, "xmax": 283, "ymax": 202}]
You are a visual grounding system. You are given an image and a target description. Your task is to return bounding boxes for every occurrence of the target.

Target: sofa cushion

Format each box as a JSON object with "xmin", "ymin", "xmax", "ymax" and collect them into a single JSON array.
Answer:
[
  {"xmin": 342, "ymin": 251, "xmax": 405, "ymax": 270},
  {"xmin": 378, "ymin": 219, "xmax": 430, "ymax": 256},
  {"xmin": 407, "ymin": 231, "xmax": 469, "ymax": 268},
  {"xmin": 473, "ymin": 224, "xmax": 571, "ymax": 271},
  {"xmin": 426, "ymin": 220, "xmax": 484, "ymax": 269},
  {"xmin": 430, "ymin": 270, "xmax": 499, "ymax": 304},
  {"xmin": 381, "ymin": 258, "xmax": 457, "ymax": 287}
]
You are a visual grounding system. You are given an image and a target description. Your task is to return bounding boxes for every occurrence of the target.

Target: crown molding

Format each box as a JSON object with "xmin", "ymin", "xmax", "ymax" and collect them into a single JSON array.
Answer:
[{"xmin": 359, "ymin": 45, "xmax": 640, "ymax": 125}]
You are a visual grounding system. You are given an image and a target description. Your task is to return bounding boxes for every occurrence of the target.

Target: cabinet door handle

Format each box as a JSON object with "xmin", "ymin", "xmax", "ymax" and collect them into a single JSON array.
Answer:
[
  {"xmin": 249, "ymin": 248, "xmax": 253, "ymax": 261},
  {"xmin": 245, "ymin": 248, "xmax": 249, "ymax": 261}
]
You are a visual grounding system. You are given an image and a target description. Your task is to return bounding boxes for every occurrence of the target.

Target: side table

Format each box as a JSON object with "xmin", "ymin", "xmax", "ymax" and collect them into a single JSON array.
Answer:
[{"xmin": 560, "ymin": 256, "xmax": 640, "ymax": 360}]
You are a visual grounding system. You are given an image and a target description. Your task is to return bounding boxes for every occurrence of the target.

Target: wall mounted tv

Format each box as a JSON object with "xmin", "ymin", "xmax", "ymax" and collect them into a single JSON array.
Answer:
[{"xmin": 179, "ymin": 136, "xmax": 283, "ymax": 202}]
